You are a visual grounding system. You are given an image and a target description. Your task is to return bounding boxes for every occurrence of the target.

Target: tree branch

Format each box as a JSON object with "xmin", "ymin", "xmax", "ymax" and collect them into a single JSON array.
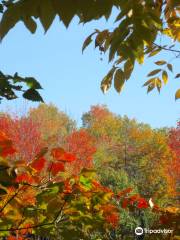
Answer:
[
  {"xmin": 0, "ymin": 221, "xmax": 55, "ymax": 232},
  {"xmin": 153, "ymin": 43, "xmax": 180, "ymax": 54},
  {"xmin": 0, "ymin": 188, "xmax": 21, "ymax": 213}
]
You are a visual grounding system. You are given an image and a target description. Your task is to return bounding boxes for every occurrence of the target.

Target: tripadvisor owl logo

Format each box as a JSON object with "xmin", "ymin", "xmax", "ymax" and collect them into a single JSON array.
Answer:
[
  {"xmin": 135, "ymin": 227, "xmax": 173, "ymax": 235},
  {"xmin": 135, "ymin": 227, "xmax": 144, "ymax": 236}
]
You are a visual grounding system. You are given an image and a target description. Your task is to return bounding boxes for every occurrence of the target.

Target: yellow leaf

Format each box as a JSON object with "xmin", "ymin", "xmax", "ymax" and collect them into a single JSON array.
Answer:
[
  {"xmin": 114, "ymin": 69, "xmax": 125, "ymax": 93},
  {"xmin": 175, "ymin": 89, "xmax": 180, "ymax": 100},
  {"xmin": 162, "ymin": 71, "xmax": 168, "ymax": 84}
]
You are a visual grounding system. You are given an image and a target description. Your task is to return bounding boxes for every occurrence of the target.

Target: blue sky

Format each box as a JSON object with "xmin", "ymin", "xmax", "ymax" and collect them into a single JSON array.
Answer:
[{"xmin": 0, "ymin": 14, "xmax": 179, "ymax": 128}]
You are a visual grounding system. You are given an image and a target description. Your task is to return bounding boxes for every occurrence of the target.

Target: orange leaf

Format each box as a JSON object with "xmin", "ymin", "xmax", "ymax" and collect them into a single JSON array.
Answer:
[
  {"xmin": 51, "ymin": 148, "xmax": 76, "ymax": 162},
  {"xmin": 117, "ymin": 187, "xmax": 133, "ymax": 198},
  {"xmin": 63, "ymin": 180, "xmax": 72, "ymax": 194},
  {"xmin": 62, "ymin": 152, "xmax": 76, "ymax": 162},
  {"xmin": 51, "ymin": 147, "xmax": 65, "ymax": 160},
  {"xmin": 20, "ymin": 223, "xmax": 32, "ymax": 235}
]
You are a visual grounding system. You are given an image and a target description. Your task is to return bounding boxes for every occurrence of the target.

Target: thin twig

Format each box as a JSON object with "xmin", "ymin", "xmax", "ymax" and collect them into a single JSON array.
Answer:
[
  {"xmin": 0, "ymin": 188, "xmax": 21, "ymax": 213},
  {"xmin": 153, "ymin": 43, "xmax": 180, "ymax": 54}
]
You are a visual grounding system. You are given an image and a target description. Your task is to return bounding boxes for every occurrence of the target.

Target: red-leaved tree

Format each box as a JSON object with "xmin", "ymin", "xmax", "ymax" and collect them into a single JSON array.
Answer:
[
  {"xmin": 167, "ymin": 121, "xmax": 180, "ymax": 194},
  {"xmin": 65, "ymin": 129, "xmax": 96, "ymax": 174},
  {"xmin": 0, "ymin": 114, "xmax": 43, "ymax": 162}
]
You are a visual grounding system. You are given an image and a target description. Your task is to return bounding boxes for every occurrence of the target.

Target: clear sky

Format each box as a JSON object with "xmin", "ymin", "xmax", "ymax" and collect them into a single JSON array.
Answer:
[{"xmin": 0, "ymin": 13, "xmax": 179, "ymax": 128}]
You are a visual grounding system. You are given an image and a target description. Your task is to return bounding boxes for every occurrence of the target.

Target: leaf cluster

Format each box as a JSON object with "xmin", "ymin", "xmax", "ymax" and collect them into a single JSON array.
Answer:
[{"xmin": 0, "ymin": 71, "xmax": 43, "ymax": 102}]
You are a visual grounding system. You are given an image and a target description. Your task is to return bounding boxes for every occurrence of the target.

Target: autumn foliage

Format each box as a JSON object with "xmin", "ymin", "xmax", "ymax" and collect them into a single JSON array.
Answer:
[{"xmin": 65, "ymin": 129, "xmax": 96, "ymax": 174}]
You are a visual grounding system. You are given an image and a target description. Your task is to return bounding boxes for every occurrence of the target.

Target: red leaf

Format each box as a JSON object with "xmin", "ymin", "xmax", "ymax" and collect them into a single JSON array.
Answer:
[
  {"xmin": 50, "ymin": 162, "xmax": 65, "ymax": 175},
  {"xmin": 31, "ymin": 157, "xmax": 46, "ymax": 171},
  {"xmin": 15, "ymin": 173, "xmax": 34, "ymax": 184},
  {"xmin": 63, "ymin": 180, "xmax": 72, "ymax": 194},
  {"xmin": 0, "ymin": 145, "xmax": 16, "ymax": 157},
  {"xmin": 8, "ymin": 236, "xmax": 23, "ymax": 240},
  {"xmin": 7, "ymin": 237, "xmax": 17, "ymax": 240},
  {"xmin": 122, "ymin": 199, "xmax": 129, "ymax": 208},
  {"xmin": 137, "ymin": 198, "xmax": 149, "ymax": 209},
  {"xmin": 105, "ymin": 213, "xmax": 119, "ymax": 228},
  {"xmin": 0, "ymin": 131, "xmax": 16, "ymax": 157}
]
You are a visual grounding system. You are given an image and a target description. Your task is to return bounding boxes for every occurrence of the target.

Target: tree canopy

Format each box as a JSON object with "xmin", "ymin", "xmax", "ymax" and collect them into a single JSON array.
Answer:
[{"xmin": 0, "ymin": 0, "xmax": 179, "ymax": 102}]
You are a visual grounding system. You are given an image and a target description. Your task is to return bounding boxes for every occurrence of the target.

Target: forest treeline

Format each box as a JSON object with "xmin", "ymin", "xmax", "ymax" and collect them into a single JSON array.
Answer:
[{"xmin": 0, "ymin": 104, "xmax": 179, "ymax": 239}]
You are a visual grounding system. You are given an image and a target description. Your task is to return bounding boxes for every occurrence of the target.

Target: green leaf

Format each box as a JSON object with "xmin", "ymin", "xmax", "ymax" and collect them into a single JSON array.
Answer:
[
  {"xmin": 175, "ymin": 89, "xmax": 180, "ymax": 100},
  {"xmin": 82, "ymin": 32, "xmax": 96, "ymax": 53},
  {"xmin": 162, "ymin": 71, "xmax": 168, "ymax": 85},
  {"xmin": 101, "ymin": 67, "xmax": 116, "ymax": 93},
  {"xmin": 143, "ymin": 78, "xmax": 156, "ymax": 87},
  {"xmin": 124, "ymin": 60, "xmax": 134, "ymax": 80},
  {"xmin": 24, "ymin": 77, "xmax": 42, "ymax": 89},
  {"xmin": 155, "ymin": 60, "xmax": 166, "ymax": 65},
  {"xmin": 95, "ymin": 30, "xmax": 109, "ymax": 48},
  {"xmin": 0, "ymin": 4, "xmax": 3, "ymax": 13},
  {"xmin": 156, "ymin": 78, "xmax": 162, "ymax": 93},
  {"xmin": 52, "ymin": 0, "xmax": 76, "ymax": 27},
  {"xmin": 175, "ymin": 73, "xmax": 180, "ymax": 78},
  {"xmin": 167, "ymin": 63, "xmax": 173, "ymax": 72},
  {"xmin": 47, "ymin": 198, "xmax": 61, "ymax": 214},
  {"xmin": 23, "ymin": 16, "xmax": 37, "ymax": 33},
  {"xmin": 79, "ymin": 176, "xmax": 92, "ymax": 189},
  {"xmin": 147, "ymin": 69, "xmax": 161, "ymax": 77},
  {"xmin": 81, "ymin": 168, "xmax": 96, "ymax": 179},
  {"xmin": 0, "ymin": 4, "xmax": 21, "ymax": 40},
  {"xmin": 0, "ymin": 188, "xmax": 7, "ymax": 195},
  {"xmin": 148, "ymin": 48, "xmax": 161, "ymax": 57},
  {"xmin": 39, "ymin": 0, "xmax": 56, "ymax": 32},
  {"xmin": 114, "ymin": 69, "xmax": 125, "ymax": 93},
  {"xmin": 147, "ymin": 84, "xmax": 155, "ymax": 93},
  {"xmin": 0, "ymin": 170, "xmax": 15, "ymax": 187},
  {"xmin": 136, "ymin": 53, "xmax": 144, "ymax": 65},
  {"xmin": 23, "ymin": 89, "xmax": 43, "ymax": 102}
]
